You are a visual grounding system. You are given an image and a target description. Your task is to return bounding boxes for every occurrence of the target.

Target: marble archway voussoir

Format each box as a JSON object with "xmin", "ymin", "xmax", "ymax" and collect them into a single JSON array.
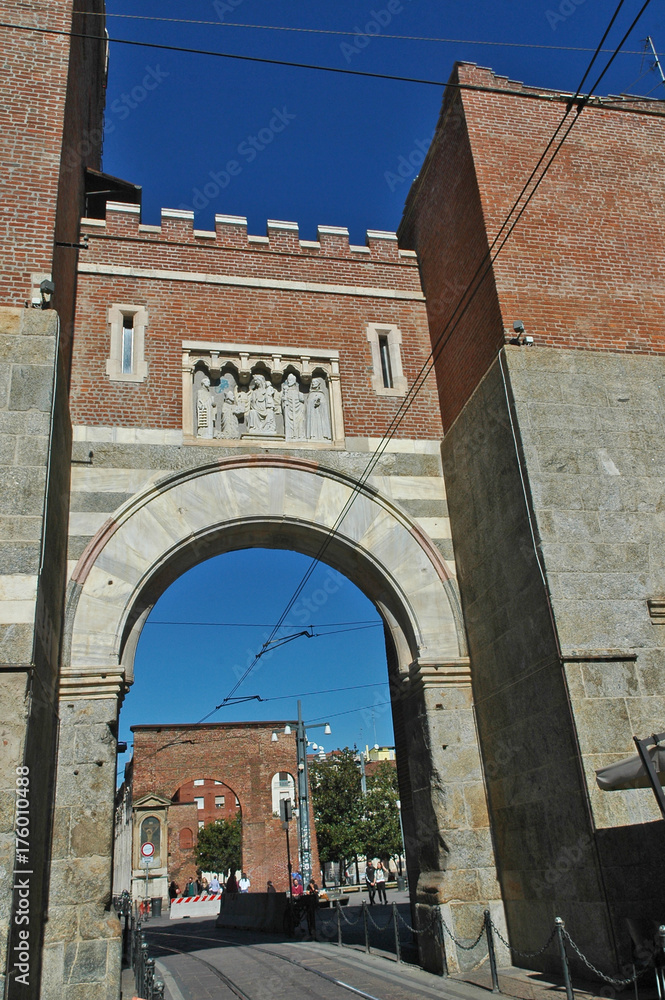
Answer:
[{"xmin": 66, "ymin": 458, "xmax": 463, "ymax": 683}]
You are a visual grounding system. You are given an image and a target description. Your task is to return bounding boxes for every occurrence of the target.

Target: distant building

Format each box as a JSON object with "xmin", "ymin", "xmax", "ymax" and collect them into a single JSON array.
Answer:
[{"xmin": 113, "ymin": 722, "xmax": 319, "ymax": 902}]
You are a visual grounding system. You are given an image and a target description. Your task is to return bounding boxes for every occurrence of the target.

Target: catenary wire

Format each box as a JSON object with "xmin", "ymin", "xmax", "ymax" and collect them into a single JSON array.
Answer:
[
  {"xmin": 0, "ymin": 21, "xmax": 656, "ymax": 97},
  {"xmin": 213, "ymin": 0, "xmax": 654, "ymax": 712},
  {"xmin": 144, "ymin": 618, "xmax": 380, "ymax": 628},
  {"xmin": 58, "ymin": 10, "xmax": 650, "ymax": 55}
]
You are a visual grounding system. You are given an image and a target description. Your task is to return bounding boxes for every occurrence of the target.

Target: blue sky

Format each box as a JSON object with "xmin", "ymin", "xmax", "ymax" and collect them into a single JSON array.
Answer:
[{"xmin": 110, "ymin": 1, "xmax": 664, "ymax": 770}]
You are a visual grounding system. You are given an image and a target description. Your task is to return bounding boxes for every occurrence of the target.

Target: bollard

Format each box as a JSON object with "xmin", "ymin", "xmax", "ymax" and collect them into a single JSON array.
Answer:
[
  {"xmin": 336, "ymin": 902, "xmax": 342, "ymax": 948},
  {"xmin": 555, "ymin": 918, "xmax": 574, "ymax": 1000},
  {"xmin": 362, "ymin": 901, "xmax": 370, "ymax": 954},
  {"xmin": 153, "ymin": 980, "xmax": 165, "ymax": 1000},
  {"xmin": 393, "ymin": 902, "xmax": 401, "ymax": 964},
  {"xmin": 484, "ymin": 909, "xmax": 500, "ymax": 994}
]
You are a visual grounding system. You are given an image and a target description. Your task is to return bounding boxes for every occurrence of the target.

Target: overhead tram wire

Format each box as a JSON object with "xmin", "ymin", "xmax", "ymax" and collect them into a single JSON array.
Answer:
[
  {"xmin": 58, "ymin": 10, "xmax": 649, "ymax": 55},
  {"xmin": 210, "ymin": 0, "xmax": 653, "ymax": 714},
  {"xmin": 0, "ymin": 21, "xmax": 657, "ymax": 103}
]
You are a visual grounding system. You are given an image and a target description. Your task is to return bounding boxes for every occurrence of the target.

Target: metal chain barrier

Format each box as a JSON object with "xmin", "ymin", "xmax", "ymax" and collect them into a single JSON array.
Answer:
[
  {"xmin": 491, "ymin": 916, "xmax": 558, "ymax": 959},
  {"xmin": 396, "ymin": 910, "xmax": 438, "ymax": 936},
  {"xmin": 130, "ymin": 919, "xmax": 165, "ymax": 1000},
  {"xmin": 366, "ymin": 908, "xmax": 397, "ymax": 932},
  {"xmin": 339, "ymin": 906, "xmax": 363, "ymax": 926},
  {"xmin": 439, "ymin": 914, "xmax": 486, "ymax": 951},
  {"xmin": 562, "ymin": 928, "xmax": 652, "ymax": 987}
]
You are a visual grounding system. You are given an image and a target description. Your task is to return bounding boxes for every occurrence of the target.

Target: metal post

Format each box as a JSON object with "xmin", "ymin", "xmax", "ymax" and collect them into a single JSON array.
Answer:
[
  {"xmin": 657, "ymin": 927, "xmax": 665, "ymax": 1000},
  {"xmin": 393, "ymin": 902, "xmax": 401, "ymax": 964},
  {"xmin": 296, "ymin": 700, "xmax": 312, "ymax": 886},
  {"xmin": 485, "ymin": 909, "xmax": 500, "ymax": 994},
  {"xmin": 396, "ymin": 799, "xmax": 406, "ymax": 878},
  {"xmin": 436, "ymin": 908, "xmax": 448, "ymax": 977},
  {"xmin": 362, "ymin": 900, "xmax": 370, "ymax": 954},
  {"xmin": 555, "ymin": 918, "xmax": 574, "ymax": 1000},
  {"xmin": 336, "ymin": 901, "xmax": 342, "ymax": 947},
  {"xmin": 634, "ymin": 734, "xmax": 665, "ymax": 820}
]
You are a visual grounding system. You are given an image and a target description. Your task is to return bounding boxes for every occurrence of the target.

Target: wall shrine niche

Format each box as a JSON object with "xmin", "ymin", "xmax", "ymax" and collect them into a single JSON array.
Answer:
[{"xmin": 182, "ymin": 342, "xmax": 344, "ymax": 447}]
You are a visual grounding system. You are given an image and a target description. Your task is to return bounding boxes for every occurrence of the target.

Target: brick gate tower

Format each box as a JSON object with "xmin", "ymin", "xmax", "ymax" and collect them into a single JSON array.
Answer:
[
  {"xmin": 400, "ymin": 62, "xmax": 665, "ymax": 973},
  {"xmin": 0, "ymin": 3, "xmax": 106, "ymax": 997}
]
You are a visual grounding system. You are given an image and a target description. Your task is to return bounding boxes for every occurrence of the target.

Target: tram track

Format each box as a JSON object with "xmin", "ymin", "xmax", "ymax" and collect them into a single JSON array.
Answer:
[{"xmin": 148, "ymin": 929, "xmax": 387, "ymax": 1000}]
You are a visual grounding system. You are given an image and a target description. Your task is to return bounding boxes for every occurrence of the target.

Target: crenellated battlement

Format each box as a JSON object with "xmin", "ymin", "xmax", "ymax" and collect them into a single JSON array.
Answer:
[{"xmin": 80, "ymin": 203, "xmax": 418, "ymax": 264}]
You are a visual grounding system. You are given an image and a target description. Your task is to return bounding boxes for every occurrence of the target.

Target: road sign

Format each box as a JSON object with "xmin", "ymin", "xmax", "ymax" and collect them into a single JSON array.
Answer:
[
  {"xmin": 141, "ymin": 841, "xmax": 155, "ymax": 858},
  {"xmin": 139, "ymin": 857, "xmax": 159, "ymax": 869}
]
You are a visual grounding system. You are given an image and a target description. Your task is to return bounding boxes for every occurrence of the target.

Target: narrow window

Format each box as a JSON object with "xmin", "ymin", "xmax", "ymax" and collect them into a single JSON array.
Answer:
[
  {"xmin": 378, "ymin": 334, "xmax": 393, "ymax": 389},
  {"xmin": 194, "ymin": 797, "xmax": 204, "ymax": 810},
  {"xmin": 193, "ymin": 779, "xmax": 204, "ymax": 786},
  {"xmin": 215, "ymin": 795, "xmax": 225, "ymax": 808},
  {"xmin": 198, "ymin": 820, "xmax": 204, "ymax": 830},
  {"xmin": 121, "ymin": 315, "xmax": 134, "ymax": 374}
]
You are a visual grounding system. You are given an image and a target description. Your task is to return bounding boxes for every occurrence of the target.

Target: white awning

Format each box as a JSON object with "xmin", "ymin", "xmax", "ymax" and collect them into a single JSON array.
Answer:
[{"xmin": 595, "ymin": 746, "xmax": 665, "ymax": 791}]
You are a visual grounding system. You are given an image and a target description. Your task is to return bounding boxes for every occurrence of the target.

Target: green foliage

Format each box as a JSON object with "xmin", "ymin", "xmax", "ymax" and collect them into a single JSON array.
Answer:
[
  {"xmin": 195, "ymin": 814, "xmax": 242, "ymax": 873},
  {"xmin": 309, "ymin": 747, "xmax": 363, "ymax": 866},
  {"xmin": 361, "ymin": 760, "xmax": 402, "ymax": 864}
]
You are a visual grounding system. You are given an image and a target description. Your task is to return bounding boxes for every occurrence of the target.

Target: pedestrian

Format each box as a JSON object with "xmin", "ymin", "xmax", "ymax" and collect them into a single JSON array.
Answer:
[
  {"xmin": 267, "ymin": 880, "xmax": 276, "ymax": 893},
  {"xmin": 208, "ymin": 874, "xmax": 220, "ymax": 894},
  {"xmin": 305, "ymin": 877, "xmax": 319, "ymax": 938},
  {"xmin": 365, "ymin": 861, "xmax": 376, "ymax": 905},
  {"xmin": 292, "ymin": 874, "xmax": 304, "ymax": 897},
  {"xmin": 375, "ymin": 860, "xmax": 387, "ymax": 904},
  {"xmin": 239, "ymin": 872, "xmax": 251, "ymax": 892},
  {"xmin": 226, "ymin": 871, "xmax": 238, "ymax": 893},
  {"xmin": 201, "ymin": 875, "xmax": 209, "ymax": 893},
  {"xmin": 185, "ymin": 877, "xmax": 197, "ymax": 896},
  {"xmin": 168, "ymin": 881, "xmax": 179, "ymax": 901}
]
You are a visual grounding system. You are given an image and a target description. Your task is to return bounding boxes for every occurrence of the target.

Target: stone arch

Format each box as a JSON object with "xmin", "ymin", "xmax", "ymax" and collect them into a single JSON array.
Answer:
[
  {"xmin": 45, "ymin": 456, "xmax": 504, "ymax": 993},
  {"xmin": 61, "ymin": 456, "xmax": 465, "ymax": 698}
]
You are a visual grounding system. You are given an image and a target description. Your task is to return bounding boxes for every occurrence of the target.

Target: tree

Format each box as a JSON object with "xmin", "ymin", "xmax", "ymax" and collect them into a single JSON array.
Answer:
[
  {"xmin": 309, "ymin": 747, "xmax": 364, "ymax": 874},
  {"xmin": 195, "ymin": 814, "xmax": 242, "ymax": 873},
  {"xmin": 361, "ymin": 761, "xmax": 402, "ymax": 867}
]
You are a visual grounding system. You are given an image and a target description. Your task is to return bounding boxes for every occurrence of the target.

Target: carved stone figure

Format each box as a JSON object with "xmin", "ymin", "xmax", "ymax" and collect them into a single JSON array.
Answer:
[
  {"xmin": 220, "ymin": 389, "xmax": 242, "ymax": 439},
  {"xmin": 196, "ymin": 376, "xmax": 216, "ymax": 439},
  {"xmin": 281, "ymin": 373, "xmax": 306, "ymax": 440},
  {"xmin": 246, "ymin": 373, "xmax": 278, "ymax": 434},
  {"xmin": 307, "ymin": 377, "xmax": 332, "ymax": 441}
]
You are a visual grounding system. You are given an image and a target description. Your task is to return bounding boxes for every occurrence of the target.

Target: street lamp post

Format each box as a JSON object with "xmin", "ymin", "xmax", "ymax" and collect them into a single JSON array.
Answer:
[
  {"xmin": 396, "ymin": 799, "xmax": 407, "ymax": 878},
  {"xmin": 283, "ymin": 700, "xmax": 330, "ymax": 887}
]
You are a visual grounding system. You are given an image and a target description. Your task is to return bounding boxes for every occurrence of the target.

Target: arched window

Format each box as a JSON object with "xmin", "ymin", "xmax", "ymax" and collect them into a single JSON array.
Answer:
[
  {"xmin": 179, "ymin": 828, "xmax": 193, "ymax": 850},
  {"xmin": 271, "ymin": 772, "xmax": 295, "ymax": 816}
]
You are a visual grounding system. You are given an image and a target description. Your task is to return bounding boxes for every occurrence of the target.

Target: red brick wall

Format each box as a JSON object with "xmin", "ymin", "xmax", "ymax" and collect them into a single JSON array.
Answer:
[
  {"xmin": 70, "ymin": 209, "xmax": 443, "ymax": 439},
  {"xmin": 132, "ymin": 723, "xmax": 320, "ymax": 894},
  {"xmin": 401, "ymin": 63, "xmax": 665, "ymax": 429},
  {"xmin": 0, "ymin": 0, "xmax": 105, "ymax": 337}
]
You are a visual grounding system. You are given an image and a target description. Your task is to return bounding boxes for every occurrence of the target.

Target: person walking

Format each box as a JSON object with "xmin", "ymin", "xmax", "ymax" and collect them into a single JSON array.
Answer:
[
  {"xmin": 365, "ymin": 861, "xmax": 376, "ymax": 905},
  {"xmin": 208, "ymin": 875, "xmax": 220, "ymax": 894},
  {"xmin": 239, "ymin": 872, "xmax": 251, "ymax": 892},
  {"xmin": 305, "ymin": 878, "xmax": 319, "ymax": 938},
  {"xmin": 375, "ymin": 860, "xmax": 388, "ymax": 904},
  {"xmin": 226, "ymin": 871, "xmax": 238, "ymax": 893}
]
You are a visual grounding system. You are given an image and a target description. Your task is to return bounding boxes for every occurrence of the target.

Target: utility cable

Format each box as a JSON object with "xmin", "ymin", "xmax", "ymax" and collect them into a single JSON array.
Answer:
[
  {"xmin": 61, "ymin": 10, "xmax": 649, "ymax": 55},
  {"xmin": 213, "ymin": 0, "xmax": 654, "ymax": 713},
  {"xmin": 0, "ymin": 21, "xmax": 652, "ymax": 96}
]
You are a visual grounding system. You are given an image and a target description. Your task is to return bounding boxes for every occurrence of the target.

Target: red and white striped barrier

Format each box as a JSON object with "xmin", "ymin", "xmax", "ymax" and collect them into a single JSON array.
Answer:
[{"xmin": 169, "ymin": 892, "xmax": 222, "ymax": 920}]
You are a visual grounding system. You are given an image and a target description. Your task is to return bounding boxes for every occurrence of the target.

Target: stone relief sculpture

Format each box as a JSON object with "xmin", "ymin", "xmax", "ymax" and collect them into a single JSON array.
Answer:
[
  {"xmin": 220, "ymin": 388, "xmax": 242, "ymax": 439},
  {"xmin": 246, "ymin": 373, "xmax": 279, "ymax": 434},
  {"xmin": 187, "ymin": 352, "xmax": 339, "ymax": 444},
  {"xmin": 196, "ymin": 376, "xmax": 216, "ymax": 439},
  {"xmin": 307, "ymin": 377, "xmax": 332, "ymax": 441},
  {"xmin": 281, "ymin": 373, "xmax": 306, "ymax": 440}
]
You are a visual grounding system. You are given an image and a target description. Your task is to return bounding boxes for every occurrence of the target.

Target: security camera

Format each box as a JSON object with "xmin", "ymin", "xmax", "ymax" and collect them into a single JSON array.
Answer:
[
  {"xmin": 513, "ymin": 320, "xmax": 525, "ymax": 334},
  {"xmin": 39, "ymin": 279, "xmax": 55, "ymax": 309}
]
